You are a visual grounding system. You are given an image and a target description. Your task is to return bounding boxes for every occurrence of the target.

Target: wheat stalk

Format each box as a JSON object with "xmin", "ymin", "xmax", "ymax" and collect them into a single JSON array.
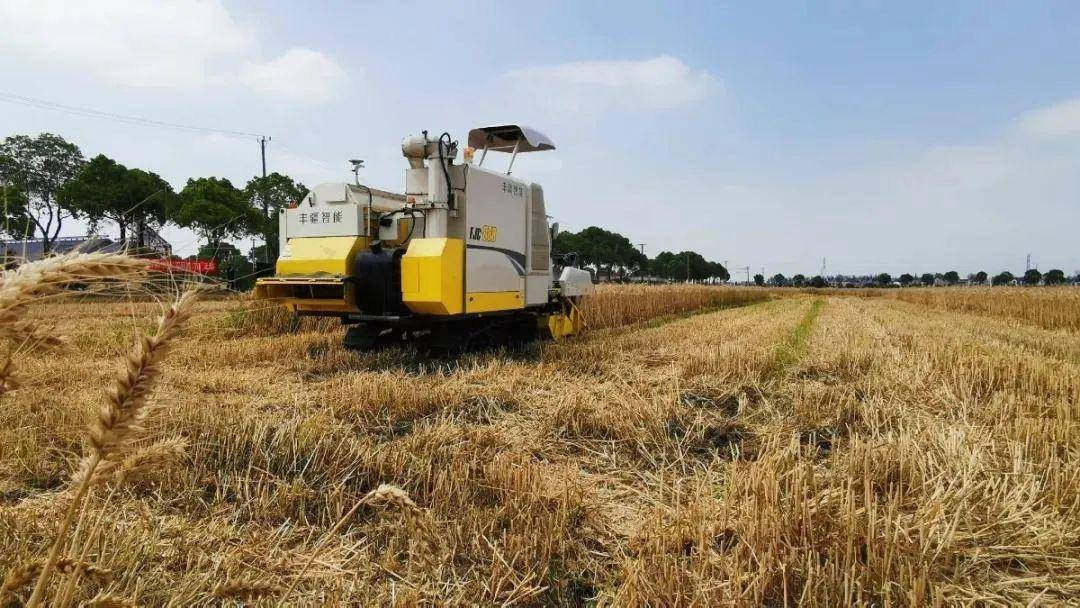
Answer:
[{"xmin": 25, "ymin": 288, "xmax": 200, "ymax": 608}]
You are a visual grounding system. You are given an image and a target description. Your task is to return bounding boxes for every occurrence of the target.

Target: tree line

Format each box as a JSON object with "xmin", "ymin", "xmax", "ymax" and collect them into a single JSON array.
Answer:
[
  {"xmin": 760, "ymin": 269, "xmax": 1075, "ymax": 288},
  {"xmin": 552, "ymin": 226, "xmax": 730, "ymax": 282},
  {"xmin": 4, "ymin": 133, "xmax": 1072, "ymax": 289},
  {"xmin": 0, "ymin": 132, "xmax": 306, "ymax": 268}
]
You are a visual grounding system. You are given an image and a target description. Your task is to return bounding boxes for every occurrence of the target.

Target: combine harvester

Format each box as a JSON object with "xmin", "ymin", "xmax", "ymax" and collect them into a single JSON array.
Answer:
[{"xmin": 253, "ymin": 125, "xmax": 593, "ymax": 350}]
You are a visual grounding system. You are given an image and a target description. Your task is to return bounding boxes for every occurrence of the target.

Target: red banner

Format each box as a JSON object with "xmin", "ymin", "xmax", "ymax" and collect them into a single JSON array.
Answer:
[{"xmin": 149, "ymin": 258, "xmax": 218, "ymax": 274}]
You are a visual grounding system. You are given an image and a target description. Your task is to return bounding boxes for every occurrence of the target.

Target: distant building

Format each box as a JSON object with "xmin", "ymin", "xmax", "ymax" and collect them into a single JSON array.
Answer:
[{"xmin": 1, "ymin": 227, "xmax": 171, "ymax": 265}]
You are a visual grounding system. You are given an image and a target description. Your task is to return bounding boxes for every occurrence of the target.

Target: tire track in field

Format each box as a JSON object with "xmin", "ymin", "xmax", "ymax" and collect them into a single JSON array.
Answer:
[{"xmin": 773, "ymin": 298, "xmax": 826, "ymax": 370}]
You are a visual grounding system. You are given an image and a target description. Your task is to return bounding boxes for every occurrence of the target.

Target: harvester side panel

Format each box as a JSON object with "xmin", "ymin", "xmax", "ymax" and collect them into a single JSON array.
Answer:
[
  {"xmin": 525, "ymin": 183, "xmax": 552, "ymax": 306},
  {"xmin": 463, "ymin": 168, "xmax": 527, "ymax": 311},
  {"xmin": 401, "ymin": 237, "xmax": 463, "ymax": 315},
  {"xmin": 276, "ymin": 236, "xmax": 367, "ymax": 277}
]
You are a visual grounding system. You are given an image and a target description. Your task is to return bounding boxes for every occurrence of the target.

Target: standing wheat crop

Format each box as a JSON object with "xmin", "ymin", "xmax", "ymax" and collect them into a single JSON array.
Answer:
[{"xmin": 23, "ymin": 288, "xmax": 201, "ymax": 607}]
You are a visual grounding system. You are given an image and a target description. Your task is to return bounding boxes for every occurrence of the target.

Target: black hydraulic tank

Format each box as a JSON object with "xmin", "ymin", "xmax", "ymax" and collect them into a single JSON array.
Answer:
[{"xmin": 352, "ymin": 247, "xmax": 407, "ymax": 315}]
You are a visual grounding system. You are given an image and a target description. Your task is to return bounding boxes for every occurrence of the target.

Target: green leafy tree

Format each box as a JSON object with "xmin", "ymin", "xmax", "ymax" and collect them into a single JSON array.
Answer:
[
  {"xmin": 244, "ymin": 172, "xmax": 307, "ymax": 260},
  {"xmin": 1023, "ymin": 268, "xmax": 1042, "ymax": 285},
  {"xmin": 0, "ymin": 133, "xmax": 85, "ymax": 252},
  {"xmin": 753, "ymin": 273, "xmax": 765, "ymax": 286},
  {"xmin": 707, "ymin": 261, "xmax": 730, "ymax": 282},
  {"xmin": 943, "ymin": 270, "xmax": 960, "ymax": 285},
  {"xmin": 920, "ymin": 273, "xmax": 935, "ymax": 286},
  {"xmin": 972, "ymin": 271, "xmax": 988, "ymax": 285},
  {"xmin": 769, "ymin": 273, "xmax": 787, "ymax": 286},
  {"xmin": 992, "ymin": 271, "xmax": 1014, "ymax": 286},
  {"xmin": 175, "ymin": 177, "xmax": 259, "ymax": 252},
  {"xmin": 0, "ymin": 183, "xmax": 33, "ymax": 241},
  {"xmin": 899, "ymin": 273, "xmax": 915, "ymax": 286},
  {"xmin": 809, "ymin": 275, "xmax": 827, "ymax": 288},
  {"xmin": 1044, "ymin": 269, "xmax": 1066, "ymax": 285},
  {"xmin": 875, "ymin": 273, "xmax": 892, "ymax": 286},
  {"xmin": 555, "ymin": 226, "xmax": 646, "ymax": 279},
  {"xmin": 195, "ymin": 242, "xmax": 255, "ymax": 290},
  {"xmin": 58, "ymin": 155, "xmax": 177, "ymax": 247},
  {"xmin": 552, "ymin": 230, "xmax": 584, "ymax": 258},
  {"xmin": 792, "ymin": 274, "xmax": 806, "ymax": 287}
]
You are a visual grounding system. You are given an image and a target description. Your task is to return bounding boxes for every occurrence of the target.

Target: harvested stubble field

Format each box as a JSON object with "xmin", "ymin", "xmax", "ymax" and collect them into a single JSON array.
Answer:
[{"xmin": 2, "ymin": 277, "xmax": 1078, "ymax": 606}]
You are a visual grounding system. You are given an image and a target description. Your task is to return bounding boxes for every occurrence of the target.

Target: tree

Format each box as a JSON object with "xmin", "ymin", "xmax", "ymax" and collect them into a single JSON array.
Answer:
[
  {"xmin": 875, "ymin": 273, "xmax": 892, "ymax": 286},
  {"xmin": 899, "ymin": 273, "xmax": 915, "ymax": 286},
  {"xmin": 58, "ymin": 155, "xmax": 177, "ymax": 247},
  {"xmin": 0, "ymin": 183, "xmax": 33, "ymax": 241},
  {"xmin": 175, "ymin": 177, "xmax": 259, "ymax": 252},
  {"xmin": 555, "ymin": 226, "xmax": 646, "ymax": 279},
  {"xmin": 973, "ymin": 271, "xmax": 988, "ymax": 285},
  {"xmin": 707, "ymin": 261, "xmax": 730, "ymax": 282},
  {"xmin": 943, "ymin": 270, "xmax": 960, "ymax": 285},
  {"xmin": 1023, "ymin": 268, "xmax": 1042, "ymax": 285},
  {"xmin": 753, "ymin": 273, "xmax": 765, "ymax": 286},
  {"xmin": 792, "ymin": 274, "xmax": 806, "ymax": 287},
  {"xmin": 809, "ymin": 275, "xmax": 827, "ymax": 288},
  {"xmin": 244, "ymin": 173, "xmax": 306, "ymax": 260},
  {"xmin": 920, "ymin": 273, "xmax": 935, "ymax": 286},
  {"xmin": 1044, "ymin": 269, "xmax": 1066, "ymax": 285},
  {"xmin": 0, "ymin": 133, "xmax": 85, "ymax": 253},
  {"xmin": 769, "ymin": 273, "xmax": 787, "ymax": 286},
  {"xmin": 195, "ymin": 242, "xmax": 255, "ymax": 290},
  {"xmin": 992, "ymin": 271, "xmax": 1014, "ymax": 286}
]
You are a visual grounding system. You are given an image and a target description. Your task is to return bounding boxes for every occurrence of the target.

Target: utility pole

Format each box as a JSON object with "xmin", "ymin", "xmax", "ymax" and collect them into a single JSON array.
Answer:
[
  {"xmin": 637, "ymin": 243, "xmax": 645, "ymax": 255},
  {"xmin": 820, "ymin": 257, "xmax": 827, "ymax": 278},
  {"xmin": 259, "ymin": 136, "xmax": 271, "ymax": 178},
  {"xmin": 685, "ymin": 252, "xmax": 690, "ymax": 283},
  {"xmin": 1026, "ymin": 253, "xmax": 1031, "ymax": 273}
]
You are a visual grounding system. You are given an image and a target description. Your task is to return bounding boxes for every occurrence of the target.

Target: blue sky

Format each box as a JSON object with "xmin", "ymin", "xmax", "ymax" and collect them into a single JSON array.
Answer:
[{"xmin": 2, "ymin": 1, "xmax": 1079, "ymax": 276}]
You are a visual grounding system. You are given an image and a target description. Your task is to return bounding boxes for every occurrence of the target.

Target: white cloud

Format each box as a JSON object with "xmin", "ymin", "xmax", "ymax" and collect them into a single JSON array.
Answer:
[
  {"xmin": 240, "ymin": 49, "xmax": 348, "ymax": 104},
  {"xmin": 0, "ymin": 0, "xmax": 347, "ymax": 103},
  {"xmin": 0, "ymin": 0, "xmax": 253, "ymax": 88},
  {"xmin": 507, "ymin": 55, "xmax": 719, "ymax": 112},
  {"xmin": 1016, "ymin": 97, "xmax": 1080, "ymax": 138}
]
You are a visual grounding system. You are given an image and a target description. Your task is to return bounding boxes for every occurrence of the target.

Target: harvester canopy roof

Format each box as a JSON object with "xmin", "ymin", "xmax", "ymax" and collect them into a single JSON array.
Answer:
[{"xmin": 467, "ymin": 125, "xmax": 555, "ymax": 153}]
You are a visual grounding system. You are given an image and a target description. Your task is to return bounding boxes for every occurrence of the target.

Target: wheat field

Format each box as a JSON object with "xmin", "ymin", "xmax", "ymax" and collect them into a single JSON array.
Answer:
[{"xmin": 1, "ymin": 274, "xmax": 1077, "ymax": 606}]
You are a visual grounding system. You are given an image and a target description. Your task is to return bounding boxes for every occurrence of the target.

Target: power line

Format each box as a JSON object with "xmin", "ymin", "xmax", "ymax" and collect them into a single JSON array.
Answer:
[{"xmin": 0, "ymin": 91, "xmax": 268, "ymax": 140}]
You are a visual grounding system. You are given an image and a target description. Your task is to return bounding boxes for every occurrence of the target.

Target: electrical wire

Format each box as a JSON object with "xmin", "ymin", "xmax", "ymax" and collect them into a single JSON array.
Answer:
[
  {"xmin": 438, "ymin": 132, "xmax": 455, "ymax": 210},
  {"xmin": 0, "ymin": 91, "xmax": 268, "ymax": 140}
]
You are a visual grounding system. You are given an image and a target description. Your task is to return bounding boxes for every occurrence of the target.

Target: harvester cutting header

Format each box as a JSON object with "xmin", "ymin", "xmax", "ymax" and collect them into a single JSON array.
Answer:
[{"xmin": 254, "ymin": 125, "xmax": 593, "ymax": 350}]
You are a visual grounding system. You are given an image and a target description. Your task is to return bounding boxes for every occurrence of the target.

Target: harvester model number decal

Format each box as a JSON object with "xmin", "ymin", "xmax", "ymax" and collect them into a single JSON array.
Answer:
[{"xmin": 469, "ymin": 225, "xmax": 498, "ymax": 242}]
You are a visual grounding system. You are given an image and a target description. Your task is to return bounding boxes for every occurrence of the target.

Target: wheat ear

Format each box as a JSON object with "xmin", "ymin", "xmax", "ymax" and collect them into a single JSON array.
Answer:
[
  {"xmin": 25, "ymin": 289, "xmax": 200, "ymax": 608},
  {"xmin": 213, "ymin": 578, "xmax": 282, "ymax": 602},
  {"xmin": 1, "ymin": 558, "xmax": 111, "ymax": 600},
  {"xmin": 84, "ymin": 592, "xmax": 140, "ymax": 607},
  {"xmin": 0, "ymin": 252, "xmax": 148, "ymax": 396},
  {"xmin": 0, "ymin": 252, "xmax": 148, "ymax": 317}
]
